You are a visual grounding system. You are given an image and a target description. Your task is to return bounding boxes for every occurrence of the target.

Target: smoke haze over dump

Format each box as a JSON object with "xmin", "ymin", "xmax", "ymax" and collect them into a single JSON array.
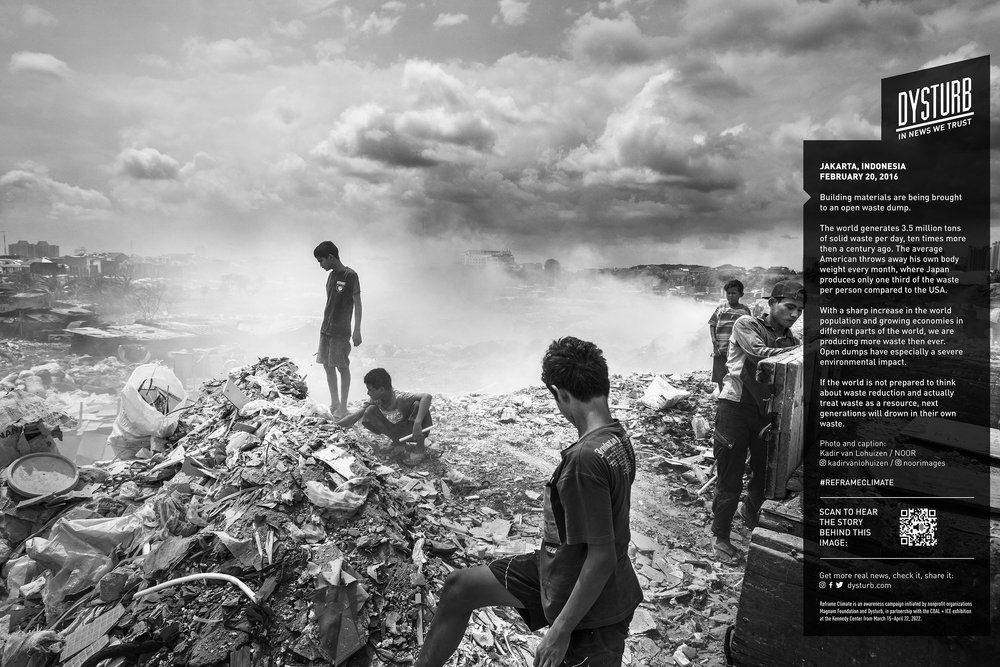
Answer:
[{"xmin": 188, "ymin": 239, "xmax": 716, "ymax": 397}]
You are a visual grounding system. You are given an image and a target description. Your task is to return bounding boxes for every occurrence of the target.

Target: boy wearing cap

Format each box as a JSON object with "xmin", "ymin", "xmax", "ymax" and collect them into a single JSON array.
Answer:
[
  {"xmin": 711, "ymin": 280, "xmax": 805, "ymax": 561},
  {"xmin": 314, "ymin": 241, "xmax": 362, "ymax": 419},
  {"xmin": 415, "ymin": 337, "xmax": 642, "ymax": 667},
  {"xmin": 708, "ymin": 279, "xmax": 752, "ymax": 392}
]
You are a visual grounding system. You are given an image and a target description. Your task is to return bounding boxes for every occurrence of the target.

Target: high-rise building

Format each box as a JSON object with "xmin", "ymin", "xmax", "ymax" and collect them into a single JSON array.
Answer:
[{"xmin": 9, "ymin": 240, "xmax": 60, "ymax": 259}]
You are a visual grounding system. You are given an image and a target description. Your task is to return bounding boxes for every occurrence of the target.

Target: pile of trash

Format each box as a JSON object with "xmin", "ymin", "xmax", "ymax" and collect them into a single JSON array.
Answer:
[
  {"xmin": 0, "ymin": 357, "xmax": 537, "ymax": 666},
  {"xmin": 0, "ymin": 342, "xmax": 133, "ymax": 397}
]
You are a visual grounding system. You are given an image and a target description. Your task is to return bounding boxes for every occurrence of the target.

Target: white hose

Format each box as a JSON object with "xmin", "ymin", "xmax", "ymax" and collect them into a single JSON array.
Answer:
[{"xmin": 133, "ymin": 573, "xmax": 258, "ymax": 604}]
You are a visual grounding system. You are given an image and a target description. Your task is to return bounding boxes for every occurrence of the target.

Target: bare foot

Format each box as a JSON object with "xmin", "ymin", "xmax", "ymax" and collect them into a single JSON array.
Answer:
[{"xmin": 712, "ymin": 536, "xmax": 739, "ymax": 562}]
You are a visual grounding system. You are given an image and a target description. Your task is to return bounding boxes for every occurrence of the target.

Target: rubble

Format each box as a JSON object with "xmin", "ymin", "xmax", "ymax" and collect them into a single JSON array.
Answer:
[
  {"xmin": 0, "ymin": 351, "xmax": 741, "ymax": 666},
  {"xmin": 0, "ymin": 341, "xmax": 133, "ymax": 396},
  {"xmin": 0, "ymin": 358, "xmax": 540, "ymax": 666}
]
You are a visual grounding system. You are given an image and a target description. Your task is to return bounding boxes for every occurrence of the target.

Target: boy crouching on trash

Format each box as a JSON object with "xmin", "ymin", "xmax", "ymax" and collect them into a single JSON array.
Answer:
[
  {"xmin": 336, "ymin": 368, "xmax": 432, "ymax": 466},
  {"xmin": 415, "ymin": 336, "xmax": 642, "ymax": 667}
]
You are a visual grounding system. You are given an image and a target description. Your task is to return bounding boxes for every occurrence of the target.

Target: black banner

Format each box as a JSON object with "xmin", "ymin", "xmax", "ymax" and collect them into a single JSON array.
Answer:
[{"xmin": 803, "ymin": 56, "xmax": 990, "ymax": 636}]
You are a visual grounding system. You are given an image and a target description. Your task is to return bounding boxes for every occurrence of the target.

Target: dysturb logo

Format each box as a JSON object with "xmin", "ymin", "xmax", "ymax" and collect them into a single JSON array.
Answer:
[{"xmin": 896, "ymin": 77, "xmax": 973, "ymax": 138}]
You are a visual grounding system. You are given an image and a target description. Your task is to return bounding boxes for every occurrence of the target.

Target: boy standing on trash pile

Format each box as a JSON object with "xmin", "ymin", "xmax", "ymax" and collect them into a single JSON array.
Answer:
[
  {"xmin": 415, "ymin": 336, "xmax": 642, "ymax": 667},
  {"xmin": 711, "ymin": 280, "xmax": 804, "ymax": 562},
  {"xmin": 314, "ymin": 241, "xmax": 363, "ymax": 420},
  {"xmin": 708, "ymin": 279, "xmax": 751, "ymax": 393},
  {"xmin": 335, "ymin": 368, "xmax": 432, "ymax": 466}
]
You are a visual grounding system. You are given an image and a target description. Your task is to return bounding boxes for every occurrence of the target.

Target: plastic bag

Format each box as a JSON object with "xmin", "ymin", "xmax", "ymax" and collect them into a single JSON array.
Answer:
[
  {"xmin": 305, "ymin": 478, "xmax": 371, "ymax": 516},
  {"xmin": 4, "ymin": 556, "xmax": 40, "ymax": 601},
  {"xmin": 225, "ymin": 431, "xmax": 261, "ymax": 466},
  {"xmin": 692, "ymin": 414, "xmax": 710, "ymax": 439},
  {"xmin": 640, "ymin": 375, "xmax": 691, "ymax": 410},
  {"xmin": 1, "ymin": 630, "xmax": 64, "ymax": 667},
  {"xmin": 25, "ymin": 508, "xmax": 149, "ymax": 620},
  {"xmin": 108, "ymin": 364, "xmax": 190, "ymax": 459}
]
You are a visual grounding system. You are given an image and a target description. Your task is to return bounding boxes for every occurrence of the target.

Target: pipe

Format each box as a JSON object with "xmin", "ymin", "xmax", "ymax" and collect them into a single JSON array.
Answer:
[
  {"xmin": 398, "ymin": 426, "xmax": 433, "ymax": 443},
  {"xmin": 134, "ymin": 573, "xmax": 258, "ymax": 604},
  {"xmin": 696, "ymin": 474, "xmax": 718, "ymax": 496}
]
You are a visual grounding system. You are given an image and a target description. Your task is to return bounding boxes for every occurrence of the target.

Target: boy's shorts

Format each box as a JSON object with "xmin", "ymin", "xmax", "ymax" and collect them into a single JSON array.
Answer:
[
  {"xmin": 488, "ymin": 552, "xmax": 633, "ymax": 667},
  {"xmin": 318, "ymin": 335, "xmax": 351, "ymax": 368},
  {"xmin": 362, "ymin": 405, "xmax": 433, "ymax": 443}
]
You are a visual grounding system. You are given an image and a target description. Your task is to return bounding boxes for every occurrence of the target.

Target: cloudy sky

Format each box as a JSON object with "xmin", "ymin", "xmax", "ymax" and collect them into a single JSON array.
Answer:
[{"xmin": 0, "ymin": 0, "xmax": 997, "ymax": 269}]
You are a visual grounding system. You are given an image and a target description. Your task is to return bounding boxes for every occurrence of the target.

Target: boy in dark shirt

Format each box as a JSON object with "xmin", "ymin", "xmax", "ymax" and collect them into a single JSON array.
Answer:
[
  {"xmin": 415, "ymin": 337, "xmax": 642, "ymax": 667},
  {"xmin": 314, "ymin": 241, "xmax": 362, "ymax": 419},
  {"xmin": 336, "ymin": 368, "xmax": 432, "ymax": 466}
]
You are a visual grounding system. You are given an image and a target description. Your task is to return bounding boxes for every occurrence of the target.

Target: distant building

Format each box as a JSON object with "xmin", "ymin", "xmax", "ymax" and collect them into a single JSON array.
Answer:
[
  {"xmin": 9, "ymin": 240, "xmax": 60, "ymax": 259},
  {"xmin": 58, "ymin": 255, "xmax": 103, "ymax": 277},
  {"xmin": 29, "ymin": 259, "xmax": 66, "ymax": 276},
  {"xmin": 96, "ymin": 253, "xmax": 130, "ymax": 277},
  {"xmin": 463, "ymin": 249, "xmax": 515, "ymax": 267},
  {"xmin": 0, "ymin": 258, "xmax": 29, "ymax": 275},
  {"xmin": 991, "ymin": 241, "xmax": 1000, "ymax": 272}
]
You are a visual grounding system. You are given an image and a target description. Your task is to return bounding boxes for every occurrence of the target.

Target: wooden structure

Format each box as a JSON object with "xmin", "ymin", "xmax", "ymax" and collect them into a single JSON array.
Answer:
[
  {"xmin": 732, "ymin": 344, "xmax": 1000, "ymax": 664},
  {"xmin": 756, "ymin": 346, "xmax": 804, "ymax": 498}
]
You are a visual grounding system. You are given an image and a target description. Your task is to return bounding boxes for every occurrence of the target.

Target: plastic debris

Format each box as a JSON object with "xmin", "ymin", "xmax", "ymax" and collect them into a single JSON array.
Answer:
[{"xmin": 640, "ymin": 375, "xmax": 691, "ymax": 410}]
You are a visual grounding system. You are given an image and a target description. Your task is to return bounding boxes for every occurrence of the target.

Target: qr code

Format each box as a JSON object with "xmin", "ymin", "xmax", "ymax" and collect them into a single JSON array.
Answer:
[{"xmin": 899, "ymin": 508, "xmax": 937, "ymax": 547}]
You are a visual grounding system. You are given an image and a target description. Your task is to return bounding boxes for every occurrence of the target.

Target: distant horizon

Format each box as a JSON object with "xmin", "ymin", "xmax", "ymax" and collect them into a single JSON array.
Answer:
[{"xmin": 1, "ymin": 239, "xmax": 803, "ymax": 274}]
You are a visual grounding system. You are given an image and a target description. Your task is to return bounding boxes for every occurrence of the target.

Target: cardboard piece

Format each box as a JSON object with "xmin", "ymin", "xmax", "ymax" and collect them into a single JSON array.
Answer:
[{"xmin": 222, "ymin": 378, "xmax": 251, "ymax": 410}]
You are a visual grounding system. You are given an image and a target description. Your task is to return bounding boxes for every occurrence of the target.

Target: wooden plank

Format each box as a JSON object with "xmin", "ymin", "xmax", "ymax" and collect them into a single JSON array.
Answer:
[
  {"xmin": 775, "ymin": 356, "xmax": 802, "ymax": 498},
  {"xmin": 758, "ymin": 497, "xmax": 804, "ymax": 536},
  {"xmin": 760, "ymin": 346, "xmax": 804, "ymax": 499},
  {"xmin": 899, "ymin": 417, "xmax": 1000, "ymax": 461}
]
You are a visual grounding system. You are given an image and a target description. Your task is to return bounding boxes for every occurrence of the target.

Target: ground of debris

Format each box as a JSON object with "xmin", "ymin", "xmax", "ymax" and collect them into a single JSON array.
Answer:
[{"xmin": 0, "ymin": 340, "xmax": 740, "ymax": 667}]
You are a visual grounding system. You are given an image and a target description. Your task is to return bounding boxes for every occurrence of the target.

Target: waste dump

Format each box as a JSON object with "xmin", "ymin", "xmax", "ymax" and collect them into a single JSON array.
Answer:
[
  {"xmin": 0, "ymin": 358, "xmax": 543, "ymax": 666},
  {"xmin": 1, "ymin": 347, "xmax": 748, "ymax": 666}
]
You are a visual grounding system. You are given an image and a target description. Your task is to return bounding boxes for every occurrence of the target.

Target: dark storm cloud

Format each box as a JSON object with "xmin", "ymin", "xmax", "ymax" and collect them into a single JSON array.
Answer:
[
  {"xmin": 396, "ymin": 110, "xmax": 496, "ymax": 153},
  {"xmin": 311, "ymin": 102, "xmax": 496, "ymax": 170},
  {"xmin": 675, "ymin": 58, "xmax": 753, "ymax": 99},
  {"xmin": 681, "ymin": 0, "xmax": 925, "ymax": 54},
  {"xmin": 310, "ymin": 105, "xmax": 438, "ymax": 169},
  {"xmin": 401, "ymin": 155, "xmax": 757, "ymax": 251},
  {"xmin": 351, "ymin": 135, "xmax": 441, "ymax": 169}
]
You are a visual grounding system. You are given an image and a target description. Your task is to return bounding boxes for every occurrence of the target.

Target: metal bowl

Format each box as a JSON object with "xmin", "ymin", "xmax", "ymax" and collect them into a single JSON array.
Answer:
[{"xmin": 6, "ymin": 452, "xmax": 80, "ymax": 498}]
